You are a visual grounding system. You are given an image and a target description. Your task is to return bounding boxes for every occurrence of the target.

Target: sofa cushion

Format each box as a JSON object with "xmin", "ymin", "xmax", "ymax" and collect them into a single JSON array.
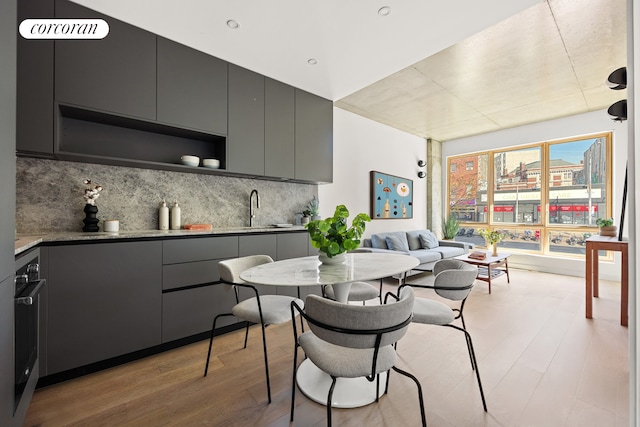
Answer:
[
  {"xmin": 419, "ymin": 231, "xmax": 440, "ymax": 249},
  {"xmin": 406, "ymin": 230, "xmax": 429, "ymax": 251},
  {"xmin": 385, "ymin": 234, "xmax": 410, "ymax": 252},
  {"xmin": 430, "ymin": 245, "xmax": 466, "ymax": 259},
  {"xmin": 408, "ymin": 249, "xmax": 442, "ymax": 264},
  {"xmin": 371, "ymin": 232, "xmax": 407, "ymax": 250}
]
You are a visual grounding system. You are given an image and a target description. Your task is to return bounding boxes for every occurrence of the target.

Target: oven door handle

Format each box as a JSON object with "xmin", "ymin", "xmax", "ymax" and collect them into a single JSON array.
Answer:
[{"xmin": 15, "ymin": 279, "xmax": 46, "ymax": 305}]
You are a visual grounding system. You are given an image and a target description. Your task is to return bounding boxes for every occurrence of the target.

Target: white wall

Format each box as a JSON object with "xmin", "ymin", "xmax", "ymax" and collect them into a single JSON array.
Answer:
[
  {"xmin": 319, "ymin": 107, "xmax": 427, "ymax": 238},
  {"xmin": 442, "ymin": 109, "xmax": 628, "ymax": 281}
]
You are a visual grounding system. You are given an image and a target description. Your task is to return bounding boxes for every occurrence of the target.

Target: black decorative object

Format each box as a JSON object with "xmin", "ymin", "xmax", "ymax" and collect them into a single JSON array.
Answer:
[
  {"xmin": 607, "ymin": 67, "xmax": 627, "ymax": 121},
  {"xmin": 82, "ymin": 203, "xmax": 100, "ymax": 232},
  {"xmin": 607, "ymin": 67, "xmax": 627, "ymax": 90},
  {"xmin": 607, "ymin": 99, "xmax": 627, "ymax": 122}
]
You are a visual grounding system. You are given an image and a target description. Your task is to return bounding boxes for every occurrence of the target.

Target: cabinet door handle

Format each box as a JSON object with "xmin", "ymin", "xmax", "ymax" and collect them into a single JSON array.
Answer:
[{"xmin": 16, "ymin": 279, "xmax": 46, "ymax": 305}]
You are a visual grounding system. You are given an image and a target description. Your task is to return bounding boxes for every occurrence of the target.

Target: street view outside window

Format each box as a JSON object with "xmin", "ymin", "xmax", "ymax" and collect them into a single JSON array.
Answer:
[{"xmin": 447, "ymin": 133, "xmax": 611, "ymax": 256}]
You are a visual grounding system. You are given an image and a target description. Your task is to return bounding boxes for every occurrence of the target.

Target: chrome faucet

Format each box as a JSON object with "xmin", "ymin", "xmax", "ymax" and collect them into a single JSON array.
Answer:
[{"xmin": 249, "ymin": 189, "xmax": 260, "ymax": 227}]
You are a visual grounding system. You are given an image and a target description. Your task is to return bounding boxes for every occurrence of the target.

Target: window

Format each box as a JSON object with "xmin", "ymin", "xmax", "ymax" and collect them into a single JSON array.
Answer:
[
  {"xmin": 448, "ymin": 154, "xmax": 488, "ymax": 224},
  {"xmin": 447, "ymin": 133, "xmax": 612, "ymax": 257},
  {"xmin": 493, "ymin": 147, "xmax": 541, "ymax": 225}
]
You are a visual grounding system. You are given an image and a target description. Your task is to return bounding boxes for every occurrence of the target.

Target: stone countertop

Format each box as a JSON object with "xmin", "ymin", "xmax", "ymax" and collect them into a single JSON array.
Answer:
[{"xmin": 15, "ymin": 225, "xmax": 308, "ymax": 255}]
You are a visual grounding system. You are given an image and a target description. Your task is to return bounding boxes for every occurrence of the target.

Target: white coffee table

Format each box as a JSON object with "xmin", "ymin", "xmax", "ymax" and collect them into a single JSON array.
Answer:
[{"xmin": 455, "ymin": 252, "xmax": 511, "ymax": 293}]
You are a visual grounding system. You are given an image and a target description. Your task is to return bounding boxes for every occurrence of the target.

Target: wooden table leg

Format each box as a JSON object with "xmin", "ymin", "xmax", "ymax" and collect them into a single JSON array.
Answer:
[
  {"xmin": 593, "ymin": 247, "xmax": 599, "ymax": 298},
  {"xmin": 487, "ymin": 264, "xmax": 492, "ymax": 294},
  {"xmin": 621, "ymin": 245, "xmax": 628, "ymax": 326},
  {"xmin": 585, "ymin": 242, "xmax": 593, "ymax": 319}
]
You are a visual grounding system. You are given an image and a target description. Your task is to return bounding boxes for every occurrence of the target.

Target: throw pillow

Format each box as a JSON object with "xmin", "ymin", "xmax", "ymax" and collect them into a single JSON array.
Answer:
[
  {"xmin": 419, "ymin": 231, "xmax": 440, "ymax": 249},
  {"xmin": 385, "ymin": 234, "xmax": 410, "ymax": 252},
  {"xmin": 370, "ymin": 234, "xmax": 388, "ymax": 249}
]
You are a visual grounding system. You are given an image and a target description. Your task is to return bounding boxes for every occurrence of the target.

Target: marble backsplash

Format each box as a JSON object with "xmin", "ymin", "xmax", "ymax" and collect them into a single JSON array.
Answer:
[{"xmin": 16, "ymin": 158, "xmax": 317, "ymax": 233}]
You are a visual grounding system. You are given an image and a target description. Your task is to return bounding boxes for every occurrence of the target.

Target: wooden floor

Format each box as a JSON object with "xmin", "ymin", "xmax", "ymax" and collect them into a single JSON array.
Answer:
[{"xmin": 24, "ymin": 269, "xmax": 629, "ymax": 427}]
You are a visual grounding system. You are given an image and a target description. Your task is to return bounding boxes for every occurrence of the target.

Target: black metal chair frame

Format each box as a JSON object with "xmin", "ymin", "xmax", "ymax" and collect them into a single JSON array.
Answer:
[
  {"xmin": 289, "ymin": 294, "xmax": 427, "ymax": 427},
  {"xmin": 399, "ymin": 280, "xmax": 488, "ymax": 412},
  {"xmin": 203, "ymin": 281, "xmax": 302, "ymax": 404}
]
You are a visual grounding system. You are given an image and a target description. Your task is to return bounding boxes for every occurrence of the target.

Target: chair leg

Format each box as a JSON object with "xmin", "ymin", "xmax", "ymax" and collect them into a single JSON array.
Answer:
[
  {"xmin": 259, "ymin": 321, "xmax": 272, "ymax": 403},
  {"xmin": 290, "ymin": 345, "xmax": 299, "ymax": 422},
  {"xmin": 459, "ymin": 314, "xmax": 475, "ymax": 370},
  {"xmin": 204, "ymin": 313, "xmax": 233, "ymax": 377},
  {"xmin": 327, "ymin": 376, "xmax": 337, "ymax": 427},
  {"xmin": 243, "ymin": 321, "xmax": 250, "ymax": 348},
  {"xmin": 445, "ymin": 324, "xmax": 487, "ymax": 412},
  {"xmin": 391, "ymin": 366, "xmax": 427, "ymax": 427}
]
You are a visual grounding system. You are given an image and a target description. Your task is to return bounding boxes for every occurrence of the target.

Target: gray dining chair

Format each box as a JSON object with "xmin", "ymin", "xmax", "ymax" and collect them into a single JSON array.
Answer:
[
  {"xmin": 321, "ymin": 279, "xmax": 382, "ymax": 304},
  {"xmin": 203, "ymin": 254, "xmax": 303, "ymax": 404},
  {"xmin": 290, "ymin": 286, "xmax": 426, "ymax": 427},
  {"xmin": 402, "ymin": 258, "xmax": 487, "ymax": 411}
]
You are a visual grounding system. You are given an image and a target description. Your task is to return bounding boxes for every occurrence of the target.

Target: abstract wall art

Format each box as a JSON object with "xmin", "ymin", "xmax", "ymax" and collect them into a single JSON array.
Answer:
[{"xmin": 370, "ymin": 171, "xmax": 413, "ymax": 219}]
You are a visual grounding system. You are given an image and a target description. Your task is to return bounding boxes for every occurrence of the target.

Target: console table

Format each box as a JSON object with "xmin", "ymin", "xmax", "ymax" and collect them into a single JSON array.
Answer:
[{"xmin": 585, "ymin": 235, "xmax": 628, "ymax": 326}]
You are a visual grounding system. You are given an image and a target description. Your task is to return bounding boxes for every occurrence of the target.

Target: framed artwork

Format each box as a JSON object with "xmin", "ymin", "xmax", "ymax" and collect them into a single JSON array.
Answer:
[{"xmin": 370, "ymin": 171, "xmax": 413, "ymax": 219}]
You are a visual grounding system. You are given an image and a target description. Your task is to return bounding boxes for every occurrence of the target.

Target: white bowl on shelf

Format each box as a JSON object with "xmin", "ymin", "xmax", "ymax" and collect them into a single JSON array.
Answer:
[
  {"xmin": 180, "ymin": 155, "xmax": 200, "ymax": 167},
  {"xmin": 202, "ymin": 158, "xmax": 220, "ymax": 169}
]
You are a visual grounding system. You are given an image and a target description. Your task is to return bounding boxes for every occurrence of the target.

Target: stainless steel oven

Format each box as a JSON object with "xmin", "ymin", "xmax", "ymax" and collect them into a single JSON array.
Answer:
[{"xmin": 14, "ymin": 251, "xmax": 45, "ymax": 414}]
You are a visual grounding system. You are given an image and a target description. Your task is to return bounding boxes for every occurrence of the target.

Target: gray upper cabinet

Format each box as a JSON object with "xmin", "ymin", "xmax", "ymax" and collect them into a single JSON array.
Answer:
[
  {"xmin": 54, "ymin": 0, "xmax": 156, "ymax": 121},
  {"xmin": 16, "ymin": 0, "xmax": 54, "ymax": 156},
  {"xmin": 227, "ymin": 64, "xmax": 265, "ymax": 176},
  {"xmin": 265, "ymin": 78, "xmax": 295, "ymax": 179},
  {"xmin": 157, "ymin": 37, "xmax": 228, "ymax": 135},
  {"xmin": 295, "ymin": 89, "xmax": 333, "ymax": 183}
]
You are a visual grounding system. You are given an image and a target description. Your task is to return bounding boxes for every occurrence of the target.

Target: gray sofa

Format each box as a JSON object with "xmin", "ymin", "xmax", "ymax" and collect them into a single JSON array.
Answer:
[{"xmin": 355, "ymin": 229, "xmax": 474, "ymax": 279}]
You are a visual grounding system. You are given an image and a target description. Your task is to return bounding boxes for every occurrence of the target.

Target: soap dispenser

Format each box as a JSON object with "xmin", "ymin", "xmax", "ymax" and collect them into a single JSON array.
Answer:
[
  {"xmin": 159, "ymin": 199, "xmax": 169, "ymax": 230},
  {"xmin": 170, "ymin": 201, "xmax": 181, "ymax": 230}
]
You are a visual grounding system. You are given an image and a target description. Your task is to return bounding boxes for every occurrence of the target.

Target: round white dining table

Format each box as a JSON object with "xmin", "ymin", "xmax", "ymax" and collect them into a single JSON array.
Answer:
[
  {"xmin": 240, "ymin": 252, "xmax": 419, "ymax": 303},
  {"xmin": 240, "ymin": 252, "xmax": 420, "ymax": 408}
]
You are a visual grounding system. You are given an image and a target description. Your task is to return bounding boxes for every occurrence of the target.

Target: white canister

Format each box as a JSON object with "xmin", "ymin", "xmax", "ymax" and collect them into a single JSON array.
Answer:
[
  {"xmin": 103, "ymin": 220, "xmax": 119, "ymax": 232},
  {"xmin": 171, "ymin": 201, "xmax": 181, "ymax": 230},
  {"xmin": 159, "ymin": 200, "xmax": 169, "ymax": 230}
]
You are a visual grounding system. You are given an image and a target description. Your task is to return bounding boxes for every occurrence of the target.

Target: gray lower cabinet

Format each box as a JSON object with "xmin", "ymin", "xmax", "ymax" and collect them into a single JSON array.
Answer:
[
  {"xmin": 46, "ymin": 241, "xmax": 162, "ymax": 375},
  {"xmin": 54, "ymin": 0, "xmax": 156, "ymax": 121},
  {"xmin": 295, "ymin": 89, "xmax": 333, "ymax": 183},
  {"xmin": 157, "ymin": 37, "xmax": 228, "ymax": 135},
  {"xmin": 161, "ymin": 236, "xmax": 239, "ymax": 342},
  {"xmin": 227, "ymin": 64, "xmax": 265, "ymax": 176}
]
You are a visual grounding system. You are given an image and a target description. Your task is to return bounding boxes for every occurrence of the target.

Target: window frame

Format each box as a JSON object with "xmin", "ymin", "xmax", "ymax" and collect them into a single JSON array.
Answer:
[{"xmin": 445, "ymin": 132, "xmax": 613, "ymax": 258}]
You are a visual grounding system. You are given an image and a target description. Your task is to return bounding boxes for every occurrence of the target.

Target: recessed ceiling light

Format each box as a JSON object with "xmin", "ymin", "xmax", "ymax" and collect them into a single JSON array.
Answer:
[
  {"xmin": 226, "ymin": 19, "xmax": 239, "ymax": 29},
  {"xmin": 378, "ymin": 6, "xmax": 391, "ymax": 16},
  {"xmin": 307, "ymin": 58, "xmax": 318, "ymax": 65}
]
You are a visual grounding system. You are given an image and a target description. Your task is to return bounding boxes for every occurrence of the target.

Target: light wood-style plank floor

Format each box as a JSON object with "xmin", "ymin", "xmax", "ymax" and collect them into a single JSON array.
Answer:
[{"xmin": 24, "ymin": 268, "xmax": 629, "ymax": 426}]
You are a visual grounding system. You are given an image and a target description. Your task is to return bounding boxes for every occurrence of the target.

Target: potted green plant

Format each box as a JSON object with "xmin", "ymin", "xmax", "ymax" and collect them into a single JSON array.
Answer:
[
  {"xmin": 478, "ymin": 228, "xmax": 504, "ymax": 257},
  {"xmin": 443, "ymin": 213, "xmax": 460, "ymax": 240},
  {"xmin": 306, "ymin": 204, "xmax": 371, "ymax": 264},
  {"xmin": 596, "ymin": 217, "xmax": 616, "ymax": 236},
  {"xmin": 307, "ymin": 195, "xmax": 320, "ymax": 220}
]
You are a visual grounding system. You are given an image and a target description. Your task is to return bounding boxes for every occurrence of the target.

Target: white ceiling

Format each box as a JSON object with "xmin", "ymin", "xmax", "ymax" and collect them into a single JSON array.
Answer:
[{"xmin": 71, "ymin": 0, "xmax": 627, "ymax": 142}]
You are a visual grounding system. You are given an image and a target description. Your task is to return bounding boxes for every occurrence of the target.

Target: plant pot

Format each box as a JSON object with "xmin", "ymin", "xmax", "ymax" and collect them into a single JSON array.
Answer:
[
  {"xmin": 318, "ymin": 252, "xmax": 346, "ymax": 265},
  {"xmin": 492, "ymin": 243, "xmax": 499, "ymax": 257},
  {"xmin": 301, "ymin": 216, "xmax": 310, "ymax": 225},
  {"xmin": 599, "ymin": 225, "xmax": 617, "ymax": 237}
]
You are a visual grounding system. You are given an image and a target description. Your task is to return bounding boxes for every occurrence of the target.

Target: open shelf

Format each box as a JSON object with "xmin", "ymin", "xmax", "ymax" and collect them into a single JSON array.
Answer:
[{"xmin": 56, "ymin": 104, "xmax": 226, "ymax": 171}]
